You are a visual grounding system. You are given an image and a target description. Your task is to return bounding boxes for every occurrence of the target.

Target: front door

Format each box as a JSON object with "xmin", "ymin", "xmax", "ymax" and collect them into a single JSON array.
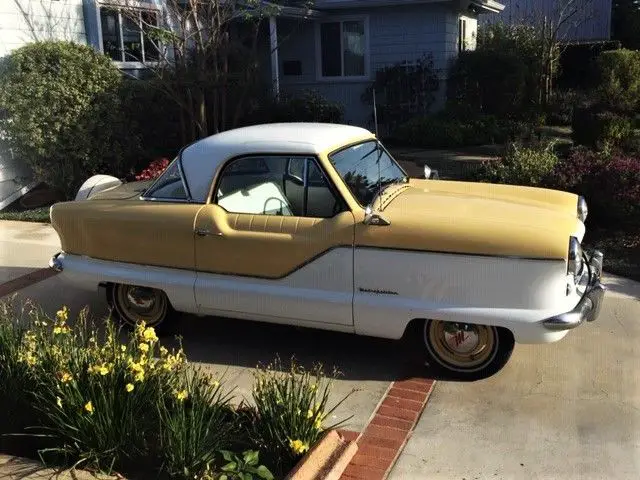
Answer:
[{"xmin": 193, "ymin": 154, "xmax": 355, "ymax": 327}]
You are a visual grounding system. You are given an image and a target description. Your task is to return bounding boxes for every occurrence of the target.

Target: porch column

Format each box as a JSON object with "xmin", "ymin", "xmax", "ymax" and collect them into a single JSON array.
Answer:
[{"xmin": 269, "ymin": 16, "xmax": 280, "ymax": 100}]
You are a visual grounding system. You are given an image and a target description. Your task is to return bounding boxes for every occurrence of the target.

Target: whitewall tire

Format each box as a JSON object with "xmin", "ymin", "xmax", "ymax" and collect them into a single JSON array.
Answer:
[
  {"xmin": 108, "ymin": 283, "xmax": 174, "ymax": 331},
  {"xmin": 420, "ymin": 319, "xmax": 515, "ymax": 381}
]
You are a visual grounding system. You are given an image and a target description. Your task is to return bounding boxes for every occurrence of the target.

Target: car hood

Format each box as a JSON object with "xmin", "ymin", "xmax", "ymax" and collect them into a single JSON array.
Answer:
[{"xmin": 356, "ymin": 179, "xmax": 584, "ymax": 260}]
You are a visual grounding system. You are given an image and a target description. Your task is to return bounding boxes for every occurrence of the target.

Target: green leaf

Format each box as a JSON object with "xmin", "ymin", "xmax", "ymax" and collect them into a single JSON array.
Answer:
[
  {"xmin": 221, "ymin": 461, "xmax": 237, "ymax": 472},
  {"xmin": 256, "ymin": 465, "xmax": 274, "ymax": 480},
  {"xmin": 221, "ymin": 450, "xmax": 234, "ymax": 462},
  {"xmin": 219, "ymin": 475, "xmax": 228, "ymax": 480},
  {"xmin": 243, "ymin": 450, "xmax": 259, "ymax": 466}
]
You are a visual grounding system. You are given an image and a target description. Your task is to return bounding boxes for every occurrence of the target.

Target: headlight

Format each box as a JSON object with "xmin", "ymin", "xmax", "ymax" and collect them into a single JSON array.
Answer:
[
  {"xmin": 568, "ymin": 236, "xmax": 583, "ymax": 277},
  {"xmin": 577, "ymin": 196, "xmax": 588, "ymax": 222}
]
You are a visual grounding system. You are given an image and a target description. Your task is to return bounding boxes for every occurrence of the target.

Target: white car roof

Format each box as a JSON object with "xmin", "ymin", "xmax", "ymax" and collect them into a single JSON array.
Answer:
[{"xmin": 180, "ymin": 123, "xmax": 375, "ymax": 202}]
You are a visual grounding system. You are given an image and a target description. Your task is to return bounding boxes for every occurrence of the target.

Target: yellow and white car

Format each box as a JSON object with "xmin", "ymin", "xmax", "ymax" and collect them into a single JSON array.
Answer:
[{"xmin": 49, "ymin": 123, "xmax": 605, "ymax": 380}]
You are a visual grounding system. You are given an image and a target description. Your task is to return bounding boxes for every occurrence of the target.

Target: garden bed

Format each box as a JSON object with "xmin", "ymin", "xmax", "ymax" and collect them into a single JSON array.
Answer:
[{"xmin": 0, "ymin": 300, "xmax": 355, "ymax": 480}]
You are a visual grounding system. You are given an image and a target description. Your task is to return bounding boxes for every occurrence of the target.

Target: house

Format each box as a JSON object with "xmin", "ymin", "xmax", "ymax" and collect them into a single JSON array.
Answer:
[
  {"xmin": 0, "ymin": 0, "xmax": 88, "ymax": 58},
  {"xmin": 0, "ymin": 0, "xmax": 505, "ymax": 129},
  {"xmin": 479, "ymin": 0, "xmax": 612, "ymax": 43}
]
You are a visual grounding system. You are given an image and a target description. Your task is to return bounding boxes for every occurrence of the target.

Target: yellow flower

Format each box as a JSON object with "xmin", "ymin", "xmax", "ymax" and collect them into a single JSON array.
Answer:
[
  {"xmin": 98, "ymin": 364, "xmax": 110, "ymax": 376},
  {"xmin": 126, "ymin": 383, "xmax": 134, "ymax": 393},
  {"xmin": 159, "ymin": 346, "xmax": 168, "ymax": 357},
  {"xmin": 60, "ymin": 372, "xmax": 73, "ymax": 383},
  {"xmin": 56, "ymin": 306, "xmax": 69, "ymax": 323},
  {"xmin": 314, "ymin": 417, "xmax": 323, "ymax": 430},
  {"xmin": 84, "ymin": 401, "xmax": 93, "ymax": 414},
  {"xmin": 53, "ymin": 326, "xmax": 70, "ymax": 335},
  {"xmin": 56, "ymin": 396, "xmax": 63, "ymax": 408},
  {"xmin": 120, "ymin": 345, "xmax": 127, "ymax": 352},
  {"xmin": 288, "ymin": 439, "xmax": 309, "ymax": 455},
  {"xmin": 134, "ymin": 371, "xmax": 145, "ymax": 382},
  {"xmin": 142, "ymin": 327, "xmax": 158, "ymax": 343},
  {"xmin": 310, "ymin": 383, "xmax": 317, "ymax": 392},
  {"xmin": 175, "ymin": 389, "xmax": 188, "ymax": 401},
  {"xmin": 138, "ymin": 343, "xmax": 149, "ymax": 353},
  {"xmin": 307, "ymin": 409, "xmax": 314, "ymax": 419}
]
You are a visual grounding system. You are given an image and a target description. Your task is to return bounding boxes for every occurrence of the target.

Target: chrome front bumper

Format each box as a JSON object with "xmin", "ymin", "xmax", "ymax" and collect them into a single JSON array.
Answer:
[{"xmin": 542, "ymin": 250, "xmax": 606, "ymax": 331}]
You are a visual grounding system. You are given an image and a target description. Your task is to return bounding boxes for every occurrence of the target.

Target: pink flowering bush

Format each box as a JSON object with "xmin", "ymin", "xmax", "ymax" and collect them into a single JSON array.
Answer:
[
  {"xmin": 552, "ymin": 147, "xmax": 640, "ymax": 225},
  {"xmin": 135, "ymin": 158, "xmax": 171, "ymax": 181}
]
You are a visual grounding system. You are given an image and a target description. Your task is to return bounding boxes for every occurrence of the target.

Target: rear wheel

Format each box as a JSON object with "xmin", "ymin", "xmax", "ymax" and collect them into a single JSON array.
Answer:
[
  {"xmin": 421, "ymin": 319, "xmax": 515, "ymax": 381},
  {"xmin": 108, "ymin": 283, "xmax": 174, "ymax": 331}
]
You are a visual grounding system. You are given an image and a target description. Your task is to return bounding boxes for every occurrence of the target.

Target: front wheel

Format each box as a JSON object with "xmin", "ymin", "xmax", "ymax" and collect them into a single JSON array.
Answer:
[
  {"xmin": 108, "ymin": 283, "xmax": 174, "ymax": 332},
  {"xmin": 421, "ymin": 319, "xmax": 515, "ymax": 381}
]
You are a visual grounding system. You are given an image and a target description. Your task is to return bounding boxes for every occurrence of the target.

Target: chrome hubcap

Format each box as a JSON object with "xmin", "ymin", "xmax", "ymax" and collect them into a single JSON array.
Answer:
[
  {"xmin": 115, "ymin": 284, "xmax": 167, "ymax": 327},
  {"xmin": 442, "ymin": 324, "xmax": 481, "ymax": 354},
  {"xmin": 126, "ymin": 287, "xmax": 156, "ymax": 309},
  {"xmin": 425, "ymin": 320, "xmax": 497, "ymax": 372}
]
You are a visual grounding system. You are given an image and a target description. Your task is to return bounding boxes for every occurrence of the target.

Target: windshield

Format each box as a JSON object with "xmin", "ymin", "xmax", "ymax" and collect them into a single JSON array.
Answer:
[{"xmin": 329, "ymin": 140, "xmax": 408, "ymax": 207}]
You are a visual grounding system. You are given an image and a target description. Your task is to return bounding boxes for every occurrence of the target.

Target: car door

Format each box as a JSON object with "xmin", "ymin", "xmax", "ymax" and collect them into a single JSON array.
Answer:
[{"xmin": 193, "ymin": 154, "xmax": 355, "ymax": 327}]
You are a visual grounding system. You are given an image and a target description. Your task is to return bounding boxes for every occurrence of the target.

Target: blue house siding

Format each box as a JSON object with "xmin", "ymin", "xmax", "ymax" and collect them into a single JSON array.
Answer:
[
  {"xmin": 277, "ymin": 3, "xmax": 462, "ymax": 129},
  {"xmin": 479, "ymin": 0, "xmax": 612, "ymax": 42}
]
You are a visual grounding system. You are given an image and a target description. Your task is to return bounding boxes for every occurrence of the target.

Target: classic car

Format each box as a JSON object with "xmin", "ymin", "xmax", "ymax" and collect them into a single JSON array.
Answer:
[{"xmin": 48, "ymin": 123, "xmax": 606, "ymax": 380}]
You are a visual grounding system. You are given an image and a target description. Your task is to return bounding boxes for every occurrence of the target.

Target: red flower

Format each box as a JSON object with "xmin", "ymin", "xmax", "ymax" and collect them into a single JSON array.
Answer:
[{"xmin": 135, "ymin": 158, "xmax": 171, "ymax": 181}]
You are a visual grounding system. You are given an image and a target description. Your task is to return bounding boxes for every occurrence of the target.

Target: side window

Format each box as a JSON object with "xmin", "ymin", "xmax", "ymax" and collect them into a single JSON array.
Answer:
[
  {"xmin": 215, "ymin": 156, "xmax": 292, "ymax": 216},
  {"xmin": 215, "ymin": 155, "xmax": 344, "ymax": 218},
  {"xmin": 143, "ymin": 158, "xmax": 188, "ymax": 200},
  {"xmin": 304, "ymin": 159, "xmax": 343, "ymax": 218}
]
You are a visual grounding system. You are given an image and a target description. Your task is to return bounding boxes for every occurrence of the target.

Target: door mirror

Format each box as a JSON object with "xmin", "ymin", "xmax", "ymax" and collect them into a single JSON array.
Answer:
[
  {"xmin": 424, "ymin": 165, "xmax": 432, "ymax": 179},
  {"xmin": 363, "ymin": 205, "xmax": 390, "ymax": 226}
]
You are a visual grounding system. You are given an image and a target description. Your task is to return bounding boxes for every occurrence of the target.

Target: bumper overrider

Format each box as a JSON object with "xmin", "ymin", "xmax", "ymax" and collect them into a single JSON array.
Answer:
[
  {"xmin": 49, "ymin": 251, "xmax": 64, "ymax": 272},
  {"xmin": 542, "ymin": 250, "xmax": 606, "ymax": 331}
]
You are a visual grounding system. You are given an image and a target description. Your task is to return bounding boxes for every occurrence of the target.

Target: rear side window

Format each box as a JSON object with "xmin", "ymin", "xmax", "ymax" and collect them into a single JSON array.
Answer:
[{"xmin": 143, "ymin": 158, "xmax": 188, "ymax": 201}]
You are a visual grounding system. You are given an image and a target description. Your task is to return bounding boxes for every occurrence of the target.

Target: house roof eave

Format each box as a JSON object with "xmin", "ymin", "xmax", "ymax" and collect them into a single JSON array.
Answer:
[{"xmin": 470, "ymin": 0, "xmax": 505, "ymax": 14}]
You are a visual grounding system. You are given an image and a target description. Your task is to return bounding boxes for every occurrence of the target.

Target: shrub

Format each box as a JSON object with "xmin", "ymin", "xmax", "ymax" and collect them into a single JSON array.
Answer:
[
  {"xmin": 245, "ymin": 90, "xmax": 344, "ymax": 125},
  {"xmin": 545, "ymin": 90, "xmax": 588, "ymax": 126},
  {"xmin": 249, "ymin": 358, "xmax": 353, "ymax": 477},
  {"xmin": 551, "ymin": 147, "xmax": 640, "ymax": 225},
  {"xmin": 0, "ymin": 41, "xmax": 140, "ymax": 200},
  {"xmin": 473, "ymin": 141, "xmax": 560, "ymax": 186},
  {"xmin": 135, "ymin": 158, "xmax": 171, "ymax": 181},
  {"xmin": 361, "ymin": 54, "xmax": 440, "ymax": 133},
  {"xmin": 571, "ymin": 106, "xmax": 633, "ymax": 150},
  {"xmin": 596, "ymin": 49, "xmax": 640, "ymax": 114},
  {"xmin": 391, "ymin": 113, "xmax": 532, "ymax": 148}
]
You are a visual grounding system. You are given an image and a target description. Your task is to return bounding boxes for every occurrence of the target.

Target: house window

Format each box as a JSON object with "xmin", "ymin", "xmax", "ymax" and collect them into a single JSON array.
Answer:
[
  {"xmin": 100, "ymin": 7, "xmax": 159, "ymax": 63},
  {"xmin": 318, "ymin": 18, "xmax": 368, "ymax": 79},
  {"xmin": 458, "ymin": 18, "xmax": 468, "ymax": 52}
]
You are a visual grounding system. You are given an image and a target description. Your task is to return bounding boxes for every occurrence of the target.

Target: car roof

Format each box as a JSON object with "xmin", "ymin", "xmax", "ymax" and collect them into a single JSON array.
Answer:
[{"xmin": 181, "ymin": 123, "xmax": 375, "ymax": 202}]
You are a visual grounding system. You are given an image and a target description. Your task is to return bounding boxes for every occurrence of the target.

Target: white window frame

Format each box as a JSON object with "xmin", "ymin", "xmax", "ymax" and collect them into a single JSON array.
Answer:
[
  {"xmin": 96, "ymin": 0, "xmax": 162, "ymax": 69},
  {"xmin": 314, "ymin": 15, "xmax": 370, "ymax": 82}
]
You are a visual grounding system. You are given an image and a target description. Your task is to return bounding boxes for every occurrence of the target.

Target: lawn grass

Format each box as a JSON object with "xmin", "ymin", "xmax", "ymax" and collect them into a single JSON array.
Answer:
[{"xmin": 0, "ymin": 207, "xmax": 50, "ymax": 223}]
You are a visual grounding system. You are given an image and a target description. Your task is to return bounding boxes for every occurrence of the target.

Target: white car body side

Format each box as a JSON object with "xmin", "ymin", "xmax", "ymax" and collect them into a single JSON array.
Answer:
[{"xmin": 54, "ymin": 243, "xmax": 582, "ymax": 344}]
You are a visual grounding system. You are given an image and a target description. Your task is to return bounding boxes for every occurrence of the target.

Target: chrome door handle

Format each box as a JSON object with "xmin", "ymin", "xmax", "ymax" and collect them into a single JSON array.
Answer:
[{"xmin": 195, "ymin": 229, "xmax": 223, "ymax": 237}]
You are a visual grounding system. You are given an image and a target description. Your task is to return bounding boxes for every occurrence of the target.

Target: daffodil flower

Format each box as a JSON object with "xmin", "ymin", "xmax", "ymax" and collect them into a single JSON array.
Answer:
[
  {"xmin": 84, "ymin": 401, "xmax": 93, "ymax": 414},
  {"xmin": 126, "ymin": 383, "xmax": 134, "ymax": 392}
]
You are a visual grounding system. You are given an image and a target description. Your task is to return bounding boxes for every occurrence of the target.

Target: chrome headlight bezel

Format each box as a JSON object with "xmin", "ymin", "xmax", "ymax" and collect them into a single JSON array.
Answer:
[
  {"xmin": 577, "ymin": 196, "xmax": 588, "ymax": 222},
  {"xmin": 568, "ymin": 236, "xmax": 584, "ymax": 277}
]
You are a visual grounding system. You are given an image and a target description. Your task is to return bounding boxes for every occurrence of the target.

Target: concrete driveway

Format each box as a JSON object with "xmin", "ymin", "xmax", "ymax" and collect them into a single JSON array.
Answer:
[
  {"xmin": 1, "ymin": 219, "xmax": 639, "ymax": 479},
  {"xmin": 389, "ymin": 276, "xmax": 640, "ymax": 480}
]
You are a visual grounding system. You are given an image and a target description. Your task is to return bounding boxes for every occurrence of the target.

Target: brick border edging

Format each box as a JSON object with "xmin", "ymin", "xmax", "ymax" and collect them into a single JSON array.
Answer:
[
  {"xmin": 0, "ymin": 267, "xmax": 59, "ymax": 298},
  {"xmin": 339, "ymin": 377, "xmax": 436, "ymax": 480}
]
